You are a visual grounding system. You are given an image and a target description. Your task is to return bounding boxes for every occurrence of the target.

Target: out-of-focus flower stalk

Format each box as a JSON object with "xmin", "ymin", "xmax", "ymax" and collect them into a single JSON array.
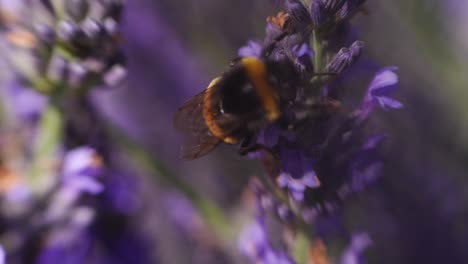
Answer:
[
  {"xmin": 29, "ymin": 103, "xmax": 63, "ymax": 194},
  {"xmin": 106, "ymin": 120, "xmax": 234, "ymax": 240},
  {"xmin": 0, "ymin": 0, "xmax": 238, "ymax": 261}
]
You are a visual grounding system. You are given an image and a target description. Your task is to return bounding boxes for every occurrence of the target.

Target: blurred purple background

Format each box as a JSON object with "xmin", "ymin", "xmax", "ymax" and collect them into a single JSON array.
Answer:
[
  {"xmin": 116, "ymin": 1, "xmax": 468, "ymax": 263},
  {"xmin": 1, "ymin": 0, "xmax": 468, "ymax": 263}
]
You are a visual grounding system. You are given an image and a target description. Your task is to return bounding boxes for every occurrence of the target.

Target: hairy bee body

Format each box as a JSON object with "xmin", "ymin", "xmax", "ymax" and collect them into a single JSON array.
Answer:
[{"xmin": 174, "ymin": 57, "xmax": 298, "ymax": 160}]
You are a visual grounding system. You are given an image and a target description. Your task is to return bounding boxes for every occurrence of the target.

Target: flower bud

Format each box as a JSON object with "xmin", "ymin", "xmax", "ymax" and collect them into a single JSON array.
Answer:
[
  {"xmin": 34, "ymin": 23, "xmax": 56, "ymax": 47},
  {"xmin": 57, "ymin": 20, "xmax": 81, "ymax": 43},
  {"xmin": 47, "ymin": 54, "xmax": 69, "ymax": 83},
  {"xmin": 65, "ymin": 0, "xmax": 90, "ymax": 22},
  {"xmin": 81, "ymin": 18, "xmax": 106, "ymax": 47},
  {"xmin": 325, "ymin": 40, "xmax": 363, "ymax": 73},
  {"xmin": 68, "ymin": 62, "xmax": 88, "ymax": 87},
  {"xmin": 103, "ymin": 64, "xmax": 126, "ymax": 87}
]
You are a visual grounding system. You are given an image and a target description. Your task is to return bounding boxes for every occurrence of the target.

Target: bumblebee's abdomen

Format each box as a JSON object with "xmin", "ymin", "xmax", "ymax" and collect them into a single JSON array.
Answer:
[
  {"xmin": 203, "ymin": 78, "xmax": 239, "ymax": 144},
  {"xmin": 241, "ymin": 57, "xmax": 280, "ymax": 121}
]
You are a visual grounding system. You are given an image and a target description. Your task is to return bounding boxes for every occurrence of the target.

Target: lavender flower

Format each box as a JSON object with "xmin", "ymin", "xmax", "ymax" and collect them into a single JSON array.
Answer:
[
  {"xmin": 1, "ymin": 0, "xmax": 125, "ymax": 94},
  {"xmin": 0, "ymin": 245, "xmax": 4, "ymax": 264},
  {"xmin": 309, "ymin": 0, "xmax": 366, "ymax": 29},
  {"xmin": 292, "ymin": 43, "xmax": 314, "ymax": 72},
  {"xmin": 239, "ymin": 219, "xmax": 295, "ymax": 264},
  {"xmin": 234, "ymin": 0, "xmax": 402, "ymax": 217},
  {"xmin": 4, "ymin": 79, "xmax": 47, "ymax": 123},
  {"xmin": 0, "ymin": 146, "xmax": 105, "ymax": 263},
  {"xmin": 239, "ymin": 185, "xmax": 295, "ymax": 264},
  {"xmin": 0, "ymin": 0, "xmax": 406, "ymax": 263},
  {"xmin": 0, "ymin": 1, "xmax": 155, "ymax": 263},
  {"xmin": 233, "ymin": 1, "xmax": 401, "ymax": 263},
  {"xmin": 38, "ymin": 207, "xmax": 96, "ymax": 264},
  {"xmin": 362, "ymin": 67, "xmax": 402, "ymax": 111},
  {"xmin": 238, "ymin": 40, "xmax": 263, "ymax": 58},
  {"xmin": 340, "ymin": 233, "xmax": 372, "ymax": 264},
  {"xmin": 326, "ymin": 41, "xmax": 364, "ymax": 74},
  {"xmin": 45, "ymin": 147, "xmax": 103, "ymax": 223},
  {"xmin": 277, "ymin": 149, "xmax": 321, "ymax": 201},
  {"xmin": 62, "ymin": 146, "xmax": 103, "ymax": 181}
]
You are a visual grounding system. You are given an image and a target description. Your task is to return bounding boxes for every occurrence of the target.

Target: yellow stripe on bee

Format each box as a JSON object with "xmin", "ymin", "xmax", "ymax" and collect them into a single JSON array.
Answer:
[
  {"xmin": 203, "ymin": 77, "xmax": 238, "ymax": 144},
  {"xmin": 241, "ymin": 57, "xmax": 280, "ymax": 121}
]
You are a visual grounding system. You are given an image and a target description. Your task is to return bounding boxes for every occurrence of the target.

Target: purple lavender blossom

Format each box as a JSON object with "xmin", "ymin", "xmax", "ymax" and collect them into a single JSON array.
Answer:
[
  {"xmin": 45, "ymin": 146, "xmax": 103, "ymax": 223},
  {"xmin": 0, "ymin": 1, "xmax": 154, "ymax": 263},
  {"xmin": 0, "ymin": 0, "xmax": 410, "ymax": 263},
  {"xmin": 292, "ymin": 43, "xmax": 314, "ymax": 71},
  {"xmin": 357, "ymin": 67, "xmax": 402, "ymax": 121},
  {"xmin": 38, "ymin": 207, "xmax": 95, "ymax": 264},
  {"xmin": 0, "ymin": 244, "xmax": 4, "ymax": 264},
  {"xmin": 340, "ymin": 233, "xmax": 372, "ymax": 264},
  {"xmin": 231, "ymin": 2, "xmax": 402, "ymax": 263},
  {"xmin": 5, "ymin": 80, "xmax": 47, "ymax": 123},
  {"xmin": 239, "ymin": 214, "xmax": 295, "ymax": 264},
  {"xmin": 277, "ymin": 149, "xmax": 321, "ymax": 201},
  {"xmin": 238, "ymin": 181, "xmax": 297, "ymax": 264},
  {"xmin": 309, "ymin": 0, "xmax": 366, "ymax": 28},
  {"xmin": 326, "ymin": 41, "xmax": 364, "ymax": 74},
  {"xmin": 62, "ymin": 147, "xmax": 103, "ymax": 181},
  {"xmin": 216, "ymin": 8, "xmax": 402, "ymax": 260},
  {"xmin": 363, "ymin": 67, "xmax": 402, "ymax": 110},
  {"xmin": 238, "ymin": 40, "xmax": 263, "ymax": 58},
  {"xmin": 238, "ymin": 217, "xmax": 268, "ymax": 259}
]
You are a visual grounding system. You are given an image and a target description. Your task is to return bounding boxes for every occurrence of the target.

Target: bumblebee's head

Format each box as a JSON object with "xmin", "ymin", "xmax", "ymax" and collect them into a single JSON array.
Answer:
[{"xmin": 264, "ymin": 58, "xmax": 300, "ymax": 102}]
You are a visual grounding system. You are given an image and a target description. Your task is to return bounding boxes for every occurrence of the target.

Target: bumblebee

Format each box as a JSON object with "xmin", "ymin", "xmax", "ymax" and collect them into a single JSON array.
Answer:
[{"xmin": 173, "ymin": 57, "xmax": 299, "ymax": 160}]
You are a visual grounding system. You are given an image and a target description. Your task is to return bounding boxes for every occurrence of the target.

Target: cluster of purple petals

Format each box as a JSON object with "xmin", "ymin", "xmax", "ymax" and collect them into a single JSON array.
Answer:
[
  {"xmin": 0, "ymin": 1, "xmax": 152, "ymax": 263},
  {"xmin": 0, "ymin": 0, "xmax": 405, "ymax": 263},
  {"xmin": 1, "ymin": 0, "xmax": 125, "ymax": 95},
  {"xmin": 238, "ymin": 0, "xmax": 402, "ymax": 219},
  {"xmin": 236, "ymin": 1, "xmax": 402, "ymax": 263},
  {"xmin": 239, "ymin": 183, "xmax": 295, "ymax": 264},
  {"xmin": 340, "ymin": 232, "xmax": 372, "ymax": 264}
]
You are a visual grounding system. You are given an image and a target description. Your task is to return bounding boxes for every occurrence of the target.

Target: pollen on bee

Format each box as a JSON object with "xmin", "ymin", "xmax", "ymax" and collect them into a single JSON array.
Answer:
[{"xmin": 223, "ymin": 137, "xmax": 238, "ymax": 144}]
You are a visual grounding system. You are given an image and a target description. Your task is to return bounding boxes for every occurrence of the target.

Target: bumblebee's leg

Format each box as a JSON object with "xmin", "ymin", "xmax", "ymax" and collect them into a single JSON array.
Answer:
[
  {"xmin": 238, "ymin": 134, "xmax": 279, "ymax": 159},
  {"xmin": 238, "ymin": 133, "xmax": 256, "ymax": 154}
]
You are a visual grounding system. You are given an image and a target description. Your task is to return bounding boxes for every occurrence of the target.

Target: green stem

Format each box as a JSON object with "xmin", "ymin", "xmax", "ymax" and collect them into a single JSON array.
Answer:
[
  {"xmin": 312, "ymin": 30, "xmax": 323, "ymax": 72},
  {"xmin": 105, "ymin": 121, "xmax": 234, "ymax": 241},
  {"xmin": 29, "ymin": 102, "xmax": 63, "ymax": 194},
  {"xmin": 293, "ymin": 232, "xmax": 311, "ymax": 264},
  {"xmin": 301, "ymin": 0, "xmax": 312, "ymax": 7}
]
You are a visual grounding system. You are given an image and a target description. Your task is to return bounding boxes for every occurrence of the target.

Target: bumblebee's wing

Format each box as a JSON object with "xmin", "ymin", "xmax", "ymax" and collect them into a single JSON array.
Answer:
[
  {"xmin": 181, "ymin": 133, "xmax": 221, "ymax": 160},
  {"xmin": 173, "ymin": 91, "xmax": 221, "ymax": 160},
  {"xmin": 173, "ymin": 91, "xmax": 205, "ymax": 132}
]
